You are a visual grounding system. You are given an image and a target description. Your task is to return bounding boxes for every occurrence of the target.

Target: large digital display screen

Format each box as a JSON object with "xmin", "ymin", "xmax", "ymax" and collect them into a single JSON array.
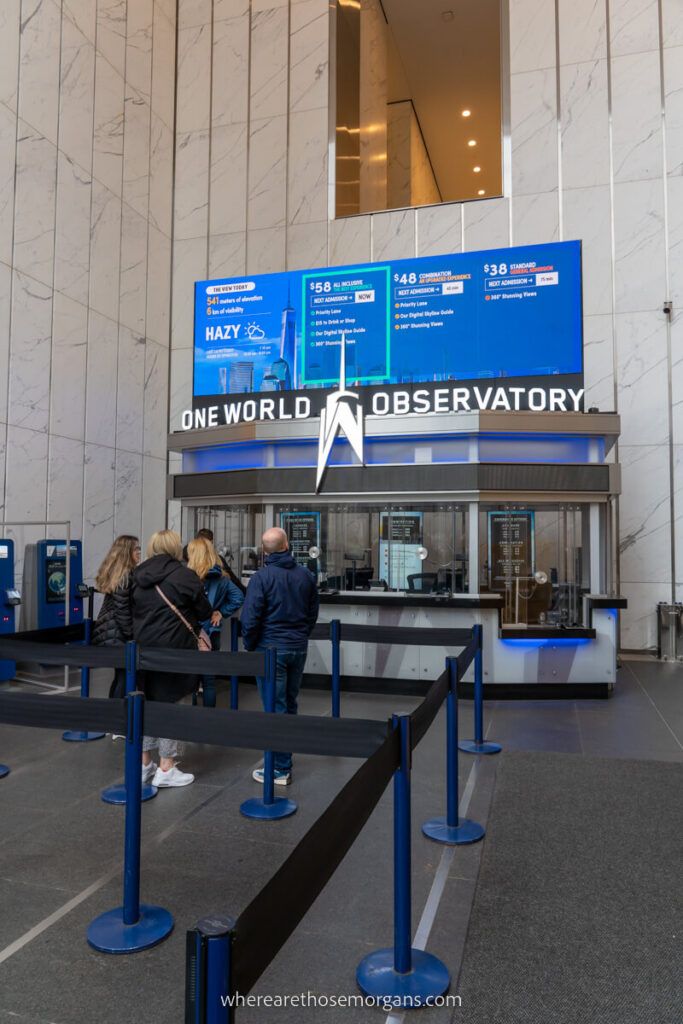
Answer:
[{"xmin": 193, "ymin": 241, "xmax": 582, "ymax": 399}]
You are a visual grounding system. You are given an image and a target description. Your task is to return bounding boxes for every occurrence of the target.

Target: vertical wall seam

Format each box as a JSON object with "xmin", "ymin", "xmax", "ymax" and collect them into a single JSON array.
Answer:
[
  {"xmin": 244, "ymin": 0, "xmax": 254, "ymax": 270},
  {"xmin": 554, "ymin": 0, "xmax": 563, "ymax": 241},
  {"xmin": 164, "ymin": 0, "xmax": 180, "ymax": 528},
  {"xmin": 206, "ymin": 5, "xmax": 215, "ymax": 277},
  {"xmin": 284, "ymin": 0, "xmax": 292, "ymax": 269},
  {"xmin": 605, "ymin": 0, "xmax": 620, "ymax": 602}
]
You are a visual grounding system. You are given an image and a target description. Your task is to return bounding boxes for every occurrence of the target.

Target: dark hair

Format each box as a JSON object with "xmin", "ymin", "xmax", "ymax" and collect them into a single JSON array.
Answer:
[{"xmin": 196, "ymin": 528, "xmax": 214, "ymax": 542}]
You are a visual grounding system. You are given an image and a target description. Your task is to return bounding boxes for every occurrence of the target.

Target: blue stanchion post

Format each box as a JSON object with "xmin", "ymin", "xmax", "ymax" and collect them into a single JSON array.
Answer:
[
  {"xmin": 459, "ymin": 625, "xmax": 501, "ymax": 756},
  {"xmin": 229, "ymin": 617, "xmax": 240, "ymax": 711},
  {"xmin": 185, "ymin": 915, "xmax": 236, "ymax": 1024},
  {"xmin": 62, "ymin": 618, "xmax": 106, "ymax": 742},
  {"xmin": 422, "ymin": 658, "xmax": 486, "ymax": 846},
  {"xmin": 240, "ymin": 648, "xmax": 297, "ymax": 821},
  {"xmin": 101, "ymin": 641, "xmax": 157, "ymax": 804},
  {"xmin": 357, "ymin": 714, "xmax": 450, "ymax": 1005},
  {"xmin": 0, "ymin": 763, "xmax": 9, "ymax": 779},
  {"xmin": 331, "ymin": 619, "xmax": 341, "ymax": 719},
  {"xmin": 87, "ymin": 689, "xmax": 173, "ymax": 953}
]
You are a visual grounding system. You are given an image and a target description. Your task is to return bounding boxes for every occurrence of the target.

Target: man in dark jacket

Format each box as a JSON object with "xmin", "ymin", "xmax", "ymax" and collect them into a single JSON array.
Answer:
[{"xmin": 240, "ymin": 526, "xmax": 319, "ymax": 785}]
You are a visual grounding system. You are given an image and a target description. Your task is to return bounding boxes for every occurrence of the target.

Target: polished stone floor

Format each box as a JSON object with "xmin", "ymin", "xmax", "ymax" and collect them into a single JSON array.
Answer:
[{"xmin": 0, "ymin": 659, "xmax": 680, "ymax": 1023}]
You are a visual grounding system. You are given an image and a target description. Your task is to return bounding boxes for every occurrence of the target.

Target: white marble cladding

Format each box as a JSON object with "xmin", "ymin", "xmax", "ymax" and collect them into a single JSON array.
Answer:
[
  {"xmin": 158, "ymin": 0, "xmax": 678, "ymax": 650},
  {"xmin": 0, "ymin": 0, "xmax": 176, "ymax": 584}
]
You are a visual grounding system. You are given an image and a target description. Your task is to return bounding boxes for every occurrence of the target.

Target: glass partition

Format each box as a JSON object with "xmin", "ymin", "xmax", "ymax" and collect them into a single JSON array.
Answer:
[
  {"xmin": 182, "ymin": 504, "xmax": 265, "ymax": 577},
  {"xmin": 479, "ymin": 504, "xmax": 590, "ymax": 625}
]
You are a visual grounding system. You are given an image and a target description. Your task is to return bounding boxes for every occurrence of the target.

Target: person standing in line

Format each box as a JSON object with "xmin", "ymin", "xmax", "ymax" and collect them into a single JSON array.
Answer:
[
  {"xmin": 131, "ymin": 529, "xmax": 212, "ymax": 788},
  {"xmin": 183, "ymin": 527, "xmax": 246, "ymax": 596},
  {"xmin": 92, "ymin": 535, "xmax": 141, "ymax": 700},
  {"xmin": 240, "ymin": 526, "xmax": 319, "ymax": 786},
  {"xmin": 186, "ymin": 535, "xmax": 244, "ymax": 707}
]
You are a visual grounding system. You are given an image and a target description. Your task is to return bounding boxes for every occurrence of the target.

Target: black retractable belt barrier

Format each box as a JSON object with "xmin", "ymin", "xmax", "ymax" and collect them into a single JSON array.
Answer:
[
  {"xmin": 339, "ymin": 623, "xmax": 474, "ymax": 647},
  {"xmin": 144, "ymin": 702, "xmax": 387, "ymax": 759},
  {"xmin": 230, "ymin": 724, "xmax": 399, "ymax": 998},
  {"xmin": 0, "ymin": 638, "xmax": 126, "ymax": 669},
  {"xmin": 7, "ymin": 623, "xmax": 85, "ymax": 645},
  {"xmin": 0, "ymin": 692, "xmax": 126, "ymax": 735},
  {"xmin": 310, "ymin": 622, "xmax": 331, "ymax": 640},
  {"xmin": 410, "ymin": 668, "xmax": 450, "ymax": 749},
  {"xmin": 138, "ymin": 646, "xmax": 265, "ymax": 678}
]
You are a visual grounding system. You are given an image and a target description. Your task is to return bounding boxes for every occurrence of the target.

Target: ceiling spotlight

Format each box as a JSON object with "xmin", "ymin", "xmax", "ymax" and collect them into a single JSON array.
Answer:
[
  {"xmin": 467, "ymin": 139, "xmax": 477, "ymax": 147},
  {"xmin": 478, "ymin": 189, "xmax": 485, "ymax": 195},
  {"xmin": 442, "ymin": 10, "xmax": 454, "ymax": 21},
  {"xmin": 461, "ymin": 109, "xmax": 471, "ymax": 117},
  {"xmin": 473, "ymin": 165, "xmax": 481, "ymax": 173}
]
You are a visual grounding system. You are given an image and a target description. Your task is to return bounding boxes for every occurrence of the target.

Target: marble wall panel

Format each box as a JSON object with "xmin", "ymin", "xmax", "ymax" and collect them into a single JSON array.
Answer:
[
  {"xmin": 560, "ymin": 59, "xmax": 610, "ymax": 189},
  {"xmin": 8, "ymin": 270, "xmax": 53, "ymax": 434},
  {"xmin": 54, "ymin": 153, "xmax": 92, "ymax": 309},
  {"xmin": 13, "ymin": 123, "xmax": 57, "ymax": 288},
  {"xmin": 122, "ymin": 88, "xmax": 152, "ymax": 220},
  {"xmin": 151, "ymin": 2, "xmax": 176, "ymax": 130},
  {"xmin": 0, "ymin": 3, "xmax": 20, "ymax": 112},
  {"xmin": 142, "ymin": 454, "xmax": 168, "ymax": 545},
  {"xmin": 664, "ymin": 45, "xmax": 683, "ymax": 177},
  {"xmin": 509, "ymin": 0, "xmax": 556, "ymax": 74},
  {"xmin": 0, "ymin": 102, "xmax": 17, "ymax": 268},
  {"xmin": 562, "ymin": 185, "xmax": 613, "ymax": 315},
  {"xmin": 620, "ymin": 581, "xmax": 668, "ymax": 650},
  {"xmin": 116, "ymin": 325, "xmax": 146, "ymax": 453},
  {"xmin": 169, "ymin": 346, "xmax": 194, "ymax": 431},
  {"xmin": 89, "ymin": 181, "xmax": 122, "ymax": 323},
  {"xmin": 463, "ymin": 197, "xmax": 511, "ymax": 251},
  {"xmin": 83, "ymin": 442, "xmax": 116, "ymax": 580},
  {"xmin": 610, "ymin": 0, "xmax": 660, "ymax": 57},
  {"xmin": 143, "ymin": 339, "xmax": 169, "ymax": 458},
  {"xmin": 673, "ymin": 444, "xmax": 683, "ymax": 587},
  {"xmin": 146, "ymin": 225, "xmax": 172, "ymax": 345},
  {"xmin": 615, "ymin": 312, "xmax": 669, "ymax": 445},
  {"xmin": 125, "ymin": 0, "xmax": 153, "ymax": 103},
  {"xmin": 670, "ymin": 315, "xmax": 683, "ymax": 447},
  {"xmin": 174, "ymin": 130, "xmax": 210, "ymax": 241},
  {"xmin": 611, "ymin": 51, "xmax": 662, "ymax": 183},
  {"xmin": 85, "ymin": 309, "xmax": 119, "ymax": 447},
  {"xmin": 171, "ymin": 236, "xmax": 207, "ymax": 349},
  {"xmin": 92, "ymin": 54, "xmax": 125, "ymax": 196},
  {"xmin": 288, "ymin": 108, "xmax": 328, "ymax": 225},
  {"xmin": 119, "ymin": 204, "xmax": 149, "ymax": 335},
  {"xmin": 247, "ymin": 116, "xmax": 287, "ymax": 230},
  {"xmin": 613, "ymin": 178, "xmax": 665, "ymax": 314},
  {"xmin": 209, "ymin": 232, "xmax": 247, "ymax": 278},
  {"xmin": 557, "ymin": 0, "xmax": 607, "ymax": 64},
  {"xmin": 63, "ymin": 0, "xmax": 96, "ymax": 43},
  {"xmin": 210, "ymin": 124, "xmax": 248, "ymax": 236},
  {"xmin": 662, "ymin": 0, "xmax": 683, "ymax": 47},
  {"xmin": 512, "ymin": 192, "xmax": 559, "ymax": 245},
  {"xmin": 176, "ymin": 22, "xmax": 211, "ymax": 134},
  {"xmin": 669, "ymin": 176, "xmax": 683, "ymax": 321},
  {"xmin": 417, "ymin": 204, "xmax": 462, "ymax": 257},
  {"xmin": 178, "ymin": 0, "xmax": 211, "ymax": 29},
  {"xmin": 250, "ymin": 6, "xmax": 289, "ymax": 121},
  {"xmin": 58, "ymin": 18, "xmax": 95, "ymax": 175},
  {"xmin": 290, "ymin": 0, "xmax": 329, "ymax": 114},
  {"xmin": 246, "ymin": 226, "xmax": 286, "ymax": 274},
  {"xmin": 511, "ymin": 68, "xmax": 558, "ymax": 196},
  {"xmin": 619, "ymin": 444, "xmax": 671, "ymax": 585},
  {"xmin": 212, "ymin": 15, "xmax": 250, "ymax": 127},
  {"xmin": 286, "ymin": 220, "xmax": 327, "ymax": 271},
  {"xmin": 47, "ymin": 434, "xmax": 85, "ymax": 539},
  {"xmin": 328, "ymin": 215, "xmax": 371, "ymax": 267},
  {"xmin": 582, "ymin": 314, "xmax": 616, "ymax": 412},
  {"xmin": 18, "ymin": 0, "xmax": 61, "ymax": 145},
  {"xmin": 4, "ymin": 424, "xmax": 48, "ymax": 520},
  {"xmin": 148, "ymin": 114, "xmax": 174, "ymax": 237},
  {"xmin": 371, "ymin": 209, "xmax": 415, "ymax": 262},
  {"xmin": 50, "ymin": 291, "xmax": 88, "ymax": 441},
  {"xmin": 114, "ymin": 448, "xmax": 143, "ymax": 538},
  {"xmin": 96, "ymin": 0, "xmax": 127, "ymax": 77},
  {"xmin": 0, "ymin": 264, "xmax": 10, "ymax": 424}
]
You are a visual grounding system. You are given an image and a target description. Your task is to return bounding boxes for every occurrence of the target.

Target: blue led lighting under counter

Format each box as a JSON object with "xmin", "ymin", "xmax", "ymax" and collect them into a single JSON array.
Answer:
[{"xmin": 500, "ymin": 637, "xmax": 593, "ymax": 647}]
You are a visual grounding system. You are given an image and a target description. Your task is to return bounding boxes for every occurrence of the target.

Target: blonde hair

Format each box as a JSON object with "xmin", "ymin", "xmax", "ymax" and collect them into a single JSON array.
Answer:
[
  {"xmin": 187, "ymin": 536, "xmax": 222, "ymax": 580},
  {"xmin": 146, "ymin": 529, "xmax": 183, "ymax": 561},
  {"xmin": 95, "ymin": 535, "xmax": 139, "ymax": 594}
]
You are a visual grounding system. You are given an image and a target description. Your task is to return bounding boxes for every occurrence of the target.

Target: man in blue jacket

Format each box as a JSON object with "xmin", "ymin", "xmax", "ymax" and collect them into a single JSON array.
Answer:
[{"xmin": 240, "ymin": 526, "xmax": 320, "ymax": 785}]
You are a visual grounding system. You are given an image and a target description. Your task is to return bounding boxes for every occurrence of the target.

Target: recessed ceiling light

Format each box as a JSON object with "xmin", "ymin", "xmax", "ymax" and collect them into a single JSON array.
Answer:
[
  {"xmin": 478, "ymin": 189, "xmax": 485, "ymax": 195},
  {"xmin": 461, "ymin": 109, "xmax": 471, "ymax": 117},
  {"xmin": 442, "ymin": 10, "xmax": 454, "ymax": 21},
  {"xmin": 467, "ymin": 139, "xmax": 477, "ymax": 147},
  {"xmin": 473, "ymin": 166, "xmax": 481, "ymax": 173}
]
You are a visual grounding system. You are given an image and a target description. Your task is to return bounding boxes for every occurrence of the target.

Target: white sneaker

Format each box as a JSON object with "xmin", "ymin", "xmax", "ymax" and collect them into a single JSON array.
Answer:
[
  {"xmin": 142, "ymin": 761, "xmax": 157, "ymax": 783},
  {"xmin": 152, "ymin": 764, "xmax": 195, "ymax": 788},
  {"xmin": 112, "ymin": 734, "xmax": 125, "ymax": 741}
]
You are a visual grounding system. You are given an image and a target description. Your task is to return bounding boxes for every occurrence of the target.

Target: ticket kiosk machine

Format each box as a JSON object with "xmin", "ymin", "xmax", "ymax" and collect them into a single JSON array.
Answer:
[
  {"xmin": 0, "ymin": 539, "xmax": 20, "ymax": 682},
  {"xmin": 22, "ymin": 540, "xmax": 85, "ymax": 631}
]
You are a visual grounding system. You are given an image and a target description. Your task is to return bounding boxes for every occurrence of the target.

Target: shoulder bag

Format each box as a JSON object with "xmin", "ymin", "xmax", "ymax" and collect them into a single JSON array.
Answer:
[{"xmin": 155, "ymin": 584, "xmax": 212, "ymax": 652}]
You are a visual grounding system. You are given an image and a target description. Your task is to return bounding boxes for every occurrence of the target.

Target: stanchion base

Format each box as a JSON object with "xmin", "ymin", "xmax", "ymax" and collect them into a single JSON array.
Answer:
[
  {"xmin": 87, "ymin": 904, "xmax": 174, "ymax": 954},
  {"xmin": 422, "ymin": 816, "xmax": 485, "ymax": 845},
  {"xmin": 240, "ymin": 796, "xmax": 297, "ymax": 820},
  {"xmin": 458, "ymin": 739, "xmax": 502, "ymax": 755},
  {"xmin": 62, "ymin": 731, "xmax": 106, "ymax": 742},
  {"xmin": 0, "ymin": 764, "xmax": 9, "ymax": 779},
  {"xmin": 356, "ymin": 948, "xmax": 450, "ymax": 1006},
  {"xmin": 101, "ymin": 783, "xmax": 157, "ymax": 805}
]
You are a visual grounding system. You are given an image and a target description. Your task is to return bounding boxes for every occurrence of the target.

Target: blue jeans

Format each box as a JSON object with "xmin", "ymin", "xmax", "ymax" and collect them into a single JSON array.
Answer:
[
  {"xmin": 256, "ymin": 648, "xmax": 307, "ymax": 774},
  {"xmin": 201, "ymin": 631, "xmax": 221, "ymax": 708}
]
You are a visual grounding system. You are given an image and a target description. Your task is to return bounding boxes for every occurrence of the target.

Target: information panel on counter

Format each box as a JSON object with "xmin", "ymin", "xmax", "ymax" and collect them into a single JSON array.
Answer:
[
  {"xmin": 279, "ymin": 511, "xmax": 321, "ymax": 570},
  {"xmin": 487, "ymin": 511, "xmax": 535, "ymax": 588},
  {"xmin": 193, "ymin": 241, "xmax": 583, "ymax": 398}
]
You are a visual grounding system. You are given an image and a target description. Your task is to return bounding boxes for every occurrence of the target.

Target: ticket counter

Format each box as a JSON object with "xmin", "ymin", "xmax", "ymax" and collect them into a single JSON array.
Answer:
[{"xmin": 169, "ymin": 408, "xmax": 625, "ymax": 695}]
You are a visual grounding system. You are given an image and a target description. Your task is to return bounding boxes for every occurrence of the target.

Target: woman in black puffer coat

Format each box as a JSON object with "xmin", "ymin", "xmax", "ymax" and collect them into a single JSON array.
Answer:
[{"xmin": 92, "ymin": 535, "xmax": 141, "ymax": 698}]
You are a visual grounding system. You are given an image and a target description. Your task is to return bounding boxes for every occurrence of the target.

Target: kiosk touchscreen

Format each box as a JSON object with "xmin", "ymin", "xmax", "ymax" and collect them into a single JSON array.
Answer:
[{"xmin": 0, "ymin": 540, "xmax": 19, "ymax": 681}]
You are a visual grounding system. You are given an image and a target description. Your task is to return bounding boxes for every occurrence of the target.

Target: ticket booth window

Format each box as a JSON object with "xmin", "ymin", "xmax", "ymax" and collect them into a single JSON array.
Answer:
[
  {"xmin": 479, "ymin": 505, "xmax": 590, "ymax": 626},
  {"xmin": 334, "ymin": 0, "xmax": 504, "ymax": 216}
]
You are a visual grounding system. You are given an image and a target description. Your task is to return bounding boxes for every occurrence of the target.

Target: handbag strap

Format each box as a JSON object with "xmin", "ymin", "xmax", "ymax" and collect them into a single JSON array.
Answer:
[{"xmin": 155, "ymin": 584, "xmax": 199, "ymax": 642}]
